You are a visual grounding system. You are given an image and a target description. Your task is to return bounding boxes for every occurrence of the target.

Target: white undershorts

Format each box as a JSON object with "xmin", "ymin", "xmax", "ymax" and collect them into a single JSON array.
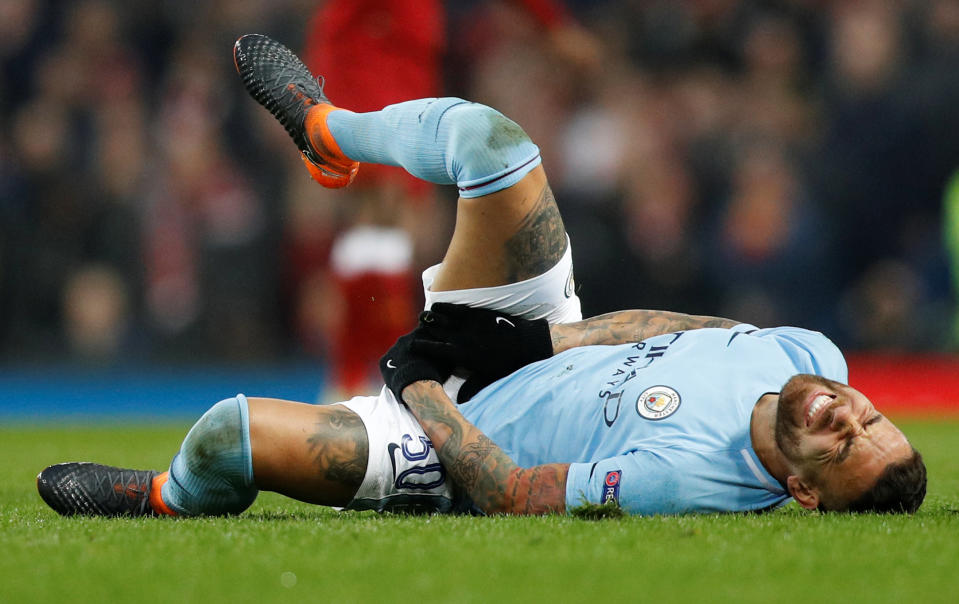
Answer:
[
  {"xmin": 338, "ymin": 238, "xmax": 582, "ymax": 513},
  {"xmin": 421, "ymin": 235, "xmax": 582, "ymax": 324}
]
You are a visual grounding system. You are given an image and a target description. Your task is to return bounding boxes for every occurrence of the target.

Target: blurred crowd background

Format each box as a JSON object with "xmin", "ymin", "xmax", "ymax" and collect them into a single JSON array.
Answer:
[{"xmin": 2, "ymin": 0, "xmax": 959, "ymax": 396}]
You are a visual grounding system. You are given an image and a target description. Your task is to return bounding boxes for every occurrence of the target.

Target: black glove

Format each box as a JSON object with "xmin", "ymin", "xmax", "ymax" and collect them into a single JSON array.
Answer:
[
  {"xmin": 411, "ymin": 303, "xmax": 553, "ymax": 401},
  {"xmin": 379, "ymin": 331, "xmax": 452, "ymax": 402}
]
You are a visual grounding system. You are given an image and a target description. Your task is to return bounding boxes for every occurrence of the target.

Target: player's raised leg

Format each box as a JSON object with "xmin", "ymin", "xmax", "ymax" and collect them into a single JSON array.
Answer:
[
  {"xmin": 233, "ymin": 33, "xmax": 567, "ymax": 291},
  {"xmin": 319, "ymin": 105, "xmax": 564, "ymax": 291}
]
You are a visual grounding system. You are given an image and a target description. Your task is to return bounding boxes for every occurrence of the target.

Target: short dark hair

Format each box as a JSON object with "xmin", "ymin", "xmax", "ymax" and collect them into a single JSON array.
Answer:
[{"xmin": 842, "ymin": 447, "xmax": 927, "ymax": 514}]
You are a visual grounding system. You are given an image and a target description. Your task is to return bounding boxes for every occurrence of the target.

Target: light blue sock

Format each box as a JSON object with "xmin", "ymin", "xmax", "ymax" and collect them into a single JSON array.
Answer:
[
  {"xmin": 326, "ymin": 98, "xmax": 542, "ymax": 198},
  {"xmin": 161, "ymin": 395, "xmax": 257, "ymax": 516}
]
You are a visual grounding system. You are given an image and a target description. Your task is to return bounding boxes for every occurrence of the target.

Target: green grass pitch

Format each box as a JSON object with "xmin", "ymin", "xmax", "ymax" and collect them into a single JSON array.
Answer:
[{"xmin": 2, "ymin": 420, "xmax": 958, "ymax": 603}]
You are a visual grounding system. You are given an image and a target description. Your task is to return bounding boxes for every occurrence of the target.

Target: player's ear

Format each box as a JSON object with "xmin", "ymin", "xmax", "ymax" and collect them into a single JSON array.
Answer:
[{"xmin": 786, "ymin": 475, "xmax": 820, "ymax": 510}]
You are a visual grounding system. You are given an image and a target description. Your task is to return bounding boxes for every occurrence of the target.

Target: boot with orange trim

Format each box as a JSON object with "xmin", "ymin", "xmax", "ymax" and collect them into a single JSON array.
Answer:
[
  {"xmin": 233, "ymin": 33, "xmax": 359, "ymax": 188},
  {"xmin": 36, "ymin": 462, "xmax": 175, "ymax": 517}
]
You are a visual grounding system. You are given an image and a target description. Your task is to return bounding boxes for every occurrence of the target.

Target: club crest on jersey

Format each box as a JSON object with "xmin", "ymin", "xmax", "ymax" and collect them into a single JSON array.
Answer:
[{"xmin": 636, "ymin": 386, "xmax": 681, "ymax": 420}]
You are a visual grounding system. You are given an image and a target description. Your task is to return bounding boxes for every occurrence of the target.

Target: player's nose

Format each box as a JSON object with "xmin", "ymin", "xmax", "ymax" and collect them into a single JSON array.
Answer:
[{"xmin": 829, "ymin": 404, "xmax": 857, "ymax": 432}]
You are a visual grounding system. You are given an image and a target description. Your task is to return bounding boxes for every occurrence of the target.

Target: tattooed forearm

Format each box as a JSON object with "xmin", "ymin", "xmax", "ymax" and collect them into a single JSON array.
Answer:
[
  {"xmin": 550, "ymin": 310, "xmax": 740, "ymax": 353},
  {"xmin": 504, "ymin": 185, "xmax": 567, "ymax": 282},
  {"xmin": 506, "ymin": 465, "xmax": 569, "ymax": 515},
  {"xmin": 451, "ymin": 436, "xmax": 496, "ymax": 493},
  {"xmin": 402, "ymin": 380, "xmax": 568, "ymax": 515},
  {"xmin": 306, "ymin": 409, "xmax": 368, "ymax": 489}
]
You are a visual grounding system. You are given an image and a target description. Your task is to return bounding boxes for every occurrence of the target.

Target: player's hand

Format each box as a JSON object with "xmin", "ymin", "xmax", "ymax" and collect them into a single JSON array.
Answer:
[
  {"xmin": 411, "ymin": 303, "xmax": 553, "ymax": 401},
  {"xmin": 379, "ymin": 331, "xmax": 451, "ymax": 403}
]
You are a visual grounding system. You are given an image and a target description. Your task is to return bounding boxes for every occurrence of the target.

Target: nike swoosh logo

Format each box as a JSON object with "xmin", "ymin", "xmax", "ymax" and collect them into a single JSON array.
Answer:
[
  {"xmin": 387, "ymin": 443, "xmax": 400, "ymax": 483},
  {"xmin": 386, "ymin": 359, "xmax": 397, "ymax": 369},
  {"xmin": 495, "ymin": 317, "xmax": 515, "ymax": 327}
]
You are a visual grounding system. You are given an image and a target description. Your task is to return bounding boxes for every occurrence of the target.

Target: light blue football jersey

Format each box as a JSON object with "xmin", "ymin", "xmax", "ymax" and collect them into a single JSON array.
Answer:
[{"xmin": 459, "ymin": 325, "xmax": 848, "ymax": 515}]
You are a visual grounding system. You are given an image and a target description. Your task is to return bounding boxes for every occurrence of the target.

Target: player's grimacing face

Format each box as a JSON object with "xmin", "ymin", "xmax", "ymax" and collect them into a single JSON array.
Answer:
[{"xmin": 775, "ymin": 374, "xmax": 913, "ymax": 509}]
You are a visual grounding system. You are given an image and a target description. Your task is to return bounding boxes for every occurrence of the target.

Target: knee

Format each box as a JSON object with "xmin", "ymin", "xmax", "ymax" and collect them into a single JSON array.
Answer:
[
  {"xmin": 443, "ymin": 103, "xmax": 541, "ymax": 197},
  {"xmin": 446, "ymin": 103, "xmax": 532, "ymax": 157},
  {"xmin": 181, "ymin": 397, "xmax": 251, "ymax": 473},
  {"xmin": 164, "ymin": 395, "xmax": 256, "ymax": 515}
]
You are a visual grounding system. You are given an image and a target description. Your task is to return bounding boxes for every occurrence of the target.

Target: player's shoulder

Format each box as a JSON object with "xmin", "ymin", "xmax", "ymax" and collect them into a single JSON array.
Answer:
[
  {"xmin": 742, "ymin": 325, "xmax": 847, "ymax": 381},
  {"xmin": 747, "ymin": 325, "xmax": 838, "ymax": 349}
]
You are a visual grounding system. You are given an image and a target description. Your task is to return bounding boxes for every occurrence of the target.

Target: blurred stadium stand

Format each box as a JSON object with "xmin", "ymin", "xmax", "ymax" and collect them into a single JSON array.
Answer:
[{"xmin": 2, "ymin": 1, "xmax": 959, "ymax": 411}]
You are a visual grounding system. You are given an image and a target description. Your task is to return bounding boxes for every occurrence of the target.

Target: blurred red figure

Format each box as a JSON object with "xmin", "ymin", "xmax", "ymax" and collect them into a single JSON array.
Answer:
[
  {"xmin": 327, "ymin": 225, "xmax": 417, "ymax": 393},
  {"xmin": 300, "ymin": 0, "xmax": 445, "ymax": 397}
]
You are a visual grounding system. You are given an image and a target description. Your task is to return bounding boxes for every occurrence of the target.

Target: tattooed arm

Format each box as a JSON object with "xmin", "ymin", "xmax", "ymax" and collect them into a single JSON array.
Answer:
[
  {"xmin": 402, "ymin": 380, "xmax": 569, "ymax": 515},
  {"xmin": 550, "ymin": 310, "xmax": 740, "ymax": 355}
]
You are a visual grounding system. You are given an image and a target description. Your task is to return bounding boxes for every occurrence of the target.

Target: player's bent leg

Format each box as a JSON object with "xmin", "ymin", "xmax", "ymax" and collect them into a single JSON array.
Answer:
[
  {"xmin": 234, "ymin": 34, "xmax": 567, "ymax": 290},
  {"xmin": 324, "ymin": 102, "xmax": 565, "ymax": 289},
  {"xmin": 325, "ymin": 105, "xmax": 566, "ymax": 289},
  {"xmin": 246, "ymin": 397, "xmax": 367, "ymax": 506}
]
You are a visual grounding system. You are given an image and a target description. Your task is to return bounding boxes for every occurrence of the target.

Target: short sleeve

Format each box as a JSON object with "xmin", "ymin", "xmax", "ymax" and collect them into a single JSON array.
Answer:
[
  {"xmin": 565, "ymin": 449, "xmax": 787, "ymax": 516},
  {"xmin": 748, "ymin": 326, "xmax": 848, "ymax": 382}
]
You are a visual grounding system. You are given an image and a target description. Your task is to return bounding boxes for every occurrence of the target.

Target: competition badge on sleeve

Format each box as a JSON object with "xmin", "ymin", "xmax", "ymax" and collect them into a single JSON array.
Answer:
[{"xmin": 603, "ymin": 470, "xmax": 622, "ymax": 505}]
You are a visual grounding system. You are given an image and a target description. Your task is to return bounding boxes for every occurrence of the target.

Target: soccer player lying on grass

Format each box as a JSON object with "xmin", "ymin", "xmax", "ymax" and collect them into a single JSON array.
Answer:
[{"xmin": 37, "ymin": 35, "xmax": 926, "ymax": 518}]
